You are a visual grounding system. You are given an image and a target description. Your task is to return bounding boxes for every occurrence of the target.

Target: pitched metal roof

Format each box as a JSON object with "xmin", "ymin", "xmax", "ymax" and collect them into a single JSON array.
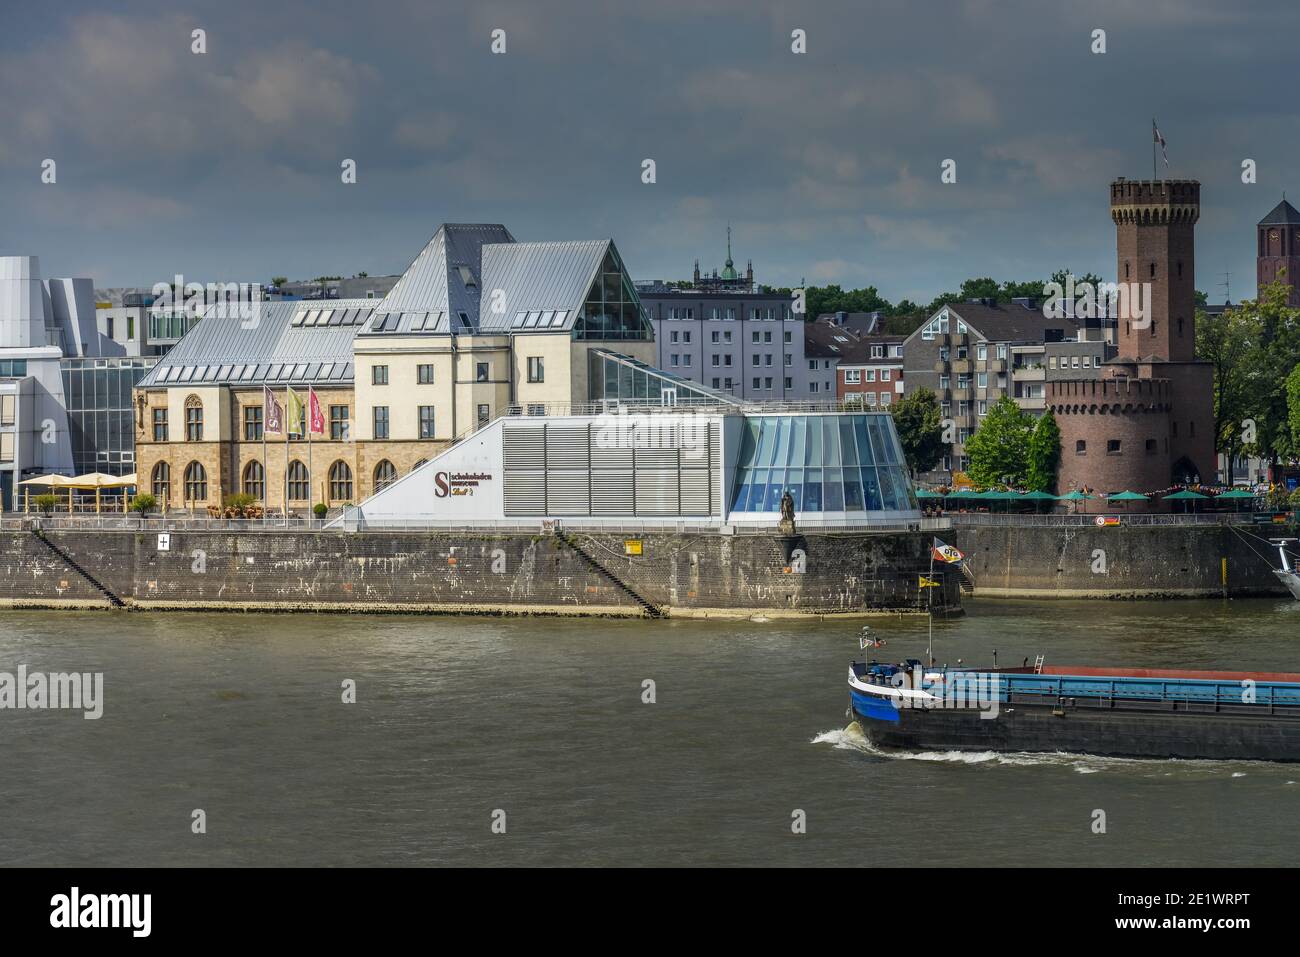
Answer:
[
  {"xmin": 1259, "ymin": 199, "xmax": 1300, "ymax": 226},
  {"xmin": 477, "ymin": 240, "xmax": 608, "ymax": 333},
  {"xmin": 378, "ymin": 223, "xmax": 514, "ymax": 329},
  {"xmin": 137, "ymin": 299, "xmax": 374, "ymax": 387}
]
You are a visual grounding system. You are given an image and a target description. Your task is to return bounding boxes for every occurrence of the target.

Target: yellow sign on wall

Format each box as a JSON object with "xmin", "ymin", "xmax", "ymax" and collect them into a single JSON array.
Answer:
[{"xmin": 624, "ymin": 539, "xmax": 643, "ymax": 556}]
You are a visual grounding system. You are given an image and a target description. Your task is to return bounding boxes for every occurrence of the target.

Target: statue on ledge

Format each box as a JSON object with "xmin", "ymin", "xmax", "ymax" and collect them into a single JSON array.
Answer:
[{"xmin": 778, "ymin": 490, "xmax": 796, "ymax": 535}]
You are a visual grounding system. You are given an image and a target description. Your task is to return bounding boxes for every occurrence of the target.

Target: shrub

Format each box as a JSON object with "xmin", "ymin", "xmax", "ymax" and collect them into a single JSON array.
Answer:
[
  {"xmin": 225, "ymin": 492, "xmax": 257, "ymax": 510},
  {"xmin": 313, "ymin": 502, "xmax": 328, "ymax": 518},
  {"xmin": 131, "ymin": 493, "xmax": 157, "ymax": 513},
  {"xmin": 1289, "ymin": 488, "xmax": 1300, "ymax": 510},
  {"xmin": 33, "ymin": 493, "xmax": 59, "ymax": 514}
]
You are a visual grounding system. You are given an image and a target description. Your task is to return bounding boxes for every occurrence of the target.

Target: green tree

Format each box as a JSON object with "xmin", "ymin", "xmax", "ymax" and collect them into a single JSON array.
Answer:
[
  {"xmin": 1026, "ymin": 410, "xmax": 1062, "ymax": 492},
  {"xmin": 1236, "ymin": 281, "xmax": 1300, "ymax": 470},
  {"xmin": 890, "ymin": 387, "xmax": 944, "ymax": 474},
  {"xmin": 1196, "ymin": 302, "xmax": 1258, "ymax": 468},
  {"xmin": 963, "ymin": 396, "xmax": 1033, "ymax": 487},
  {"xmin": 270, "ymin": 276, "xmax": 288, "ymax": 288},
  {"xmin": 1287, "ymin": 362, "xmax": 1300, "ymax": 451}
]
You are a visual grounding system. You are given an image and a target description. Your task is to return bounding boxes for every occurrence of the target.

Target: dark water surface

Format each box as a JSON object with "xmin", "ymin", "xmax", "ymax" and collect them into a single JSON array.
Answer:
[{"xmin": 1, "ymin": 598, "xmax": 1297, "ymax": 866}]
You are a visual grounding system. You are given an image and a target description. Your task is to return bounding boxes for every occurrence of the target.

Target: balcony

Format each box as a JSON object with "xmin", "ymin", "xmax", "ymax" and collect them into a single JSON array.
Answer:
[
  {"xmin": 951, "ymin": 388, "xmax": 972, "ymax": 402},
  {"xmin": 951, "ymin": 358, "xmax": 972, "ymax": 374},
  {"xmin": 1014, "ymin": 395, "xmax": 1046, "ymax": 411},
  {"xmin": 980, "ymin": 358, "xmax": 1006, "ymax": 373},
  {"xmin": 932, "ymin": 359, "xmax": 950, "ymax": 373},
  {"xmin": 1012, "ymin": 365, "xmax": 1046, "ymax": 381}
]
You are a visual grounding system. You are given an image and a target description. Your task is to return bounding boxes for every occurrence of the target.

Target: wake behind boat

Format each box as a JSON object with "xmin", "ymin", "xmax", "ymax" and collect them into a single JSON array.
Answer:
[{"xmin": 848, "ymin": 658, "xmax": 1300, "ymax": 762}]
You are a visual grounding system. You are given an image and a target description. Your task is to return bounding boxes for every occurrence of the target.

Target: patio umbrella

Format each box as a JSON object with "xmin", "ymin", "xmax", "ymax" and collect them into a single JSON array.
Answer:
[
  {"xmin": 1020, "ymin": 490, "xmax": 1056, "ymax": 500},
  {"xmin": 1163, "ymin": 488, "xmax": 1208, "ymax": 514},
  {"xmin": 1056, "ymin": 490, "xmax": 1094, "ymax": 500},
  {"xmin": 1215, "ymin": 488, "xmax": 1257, "ymax": 512},
  {"xmin": 915, "ymin": 489, "xmax": 942, "ymax": 499},
  {"xmin": 1107, "ymin": 490, "xmax": 1149, "ymax": 501}
]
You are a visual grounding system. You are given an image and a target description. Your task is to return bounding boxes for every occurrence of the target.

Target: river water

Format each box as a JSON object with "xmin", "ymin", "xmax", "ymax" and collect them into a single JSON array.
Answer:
[{"xmin": 1, "ymin": 598, "xmax": 1297, "ymax": 866}]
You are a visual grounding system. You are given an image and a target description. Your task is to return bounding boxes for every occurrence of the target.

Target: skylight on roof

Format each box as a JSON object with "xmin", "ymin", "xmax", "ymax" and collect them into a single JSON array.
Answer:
[
  {"xmin": 513, "ymin": 312, "xmax": 527, "ymax": 328},
  {"xmin": 457, "ymin": 265, "xmax": 477, "ymax": 288},
  {"xmin": 550, "ymin": 310, "xmax": 568, "ymax": 327}
]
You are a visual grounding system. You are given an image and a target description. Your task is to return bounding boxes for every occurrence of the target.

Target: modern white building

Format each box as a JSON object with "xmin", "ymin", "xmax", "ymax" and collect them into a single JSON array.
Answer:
[
  {"xmin": 0, "ymin": 256, "xmax": 154, "ymax": 508},
  {"xmin": 336, "ymin": 402, "xmax": 920, "ymax": 530}
]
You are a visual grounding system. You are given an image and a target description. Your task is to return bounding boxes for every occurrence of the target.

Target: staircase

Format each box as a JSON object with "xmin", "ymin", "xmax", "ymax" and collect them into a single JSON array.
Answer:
[
  {"xmin": 553, "ymin": 531, "xmax": 663, "ymax": 618},
  {"xmin": 32, "ymin": 529, "xmax": 127, "ymax": 608},
  {"xmin": 958, "ymin": 562, "xmax": 976, "ymax": 596}
]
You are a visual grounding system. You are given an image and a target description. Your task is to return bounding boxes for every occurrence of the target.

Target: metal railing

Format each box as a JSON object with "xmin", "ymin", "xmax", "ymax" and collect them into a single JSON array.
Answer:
[
  {"xmin": 4, "ymin": 512, "xmax": 953, "ymax": 536},
  {"xmin": 945, "ymin": 511, "xmax": 1261, "ymax": 527}
]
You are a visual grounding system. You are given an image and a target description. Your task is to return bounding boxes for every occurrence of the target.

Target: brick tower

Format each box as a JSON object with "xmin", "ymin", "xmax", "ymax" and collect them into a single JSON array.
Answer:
[
  {"xmin": 1049, "ymin": 179, "xmax": 1216, "ymax": 500},
  {"xmin": 1257, "ymin": 197, "xmax": 1300, "ymax": 306}
]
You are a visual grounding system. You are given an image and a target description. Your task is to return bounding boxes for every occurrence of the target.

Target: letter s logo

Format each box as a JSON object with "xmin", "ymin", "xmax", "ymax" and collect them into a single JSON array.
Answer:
[{"xmin": 434, "ymin": 472, "xmax": 449, "ymax": 498}]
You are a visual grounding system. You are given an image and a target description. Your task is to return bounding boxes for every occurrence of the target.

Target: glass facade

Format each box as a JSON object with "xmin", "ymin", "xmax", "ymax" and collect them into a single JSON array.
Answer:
[
  {"xmin": 60, "ymin": 358, "xmax": 157, "ymax": 476},
  {"xmin": 729, "ymin": 414, "xmax": 917, "ymax": 514},
  {"xmin": 573, "ymin": 249, "xmax": 653, "ymax": 341},
  {"xmin": 588, "ymin": 350, "xmax": 739, "ymax": 406}
]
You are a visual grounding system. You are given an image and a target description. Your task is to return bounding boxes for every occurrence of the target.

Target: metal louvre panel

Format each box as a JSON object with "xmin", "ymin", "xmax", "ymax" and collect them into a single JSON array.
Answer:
[
  {"xmin": 546, "ymin": 470, "xmax": 590, "ymax": 515},
  {"xmin": 504, "ymin": 471, "xmax": 546, "ymax": 515},
  {"xmin": 591, "ymin": 445, "xmax": 634, "ymax": 469},
  {"xmin": 545, "ymin": 424, "xmax": 590, "ymax": 469},
  {"xmin": 635, "ymin": 448, "xmax": 678, "ymax": 470},
  {"xmin": 590, "ymin": 471, "xmax": 634, "ymax": 514},
  {"xmin": 635, "ymin": 470, "xmax": 679, "ymax": 515},
  {"xmin": 679, "ymin": 441, "xmax": 709, "ymax": 468},
  {"xmin": 679, "ymin": 470, "xmax": 713, "ymax": 515},
  {"xmin": 709, "ymin": 423, "xmax": 721, "ymax": 469},
  {"xmin": 643, "ymin": 422, "xmax": 680, "ymax": 449},
  {"xmin": 503, "ymin": 424, "xmax": 545, "ymax": 468}
]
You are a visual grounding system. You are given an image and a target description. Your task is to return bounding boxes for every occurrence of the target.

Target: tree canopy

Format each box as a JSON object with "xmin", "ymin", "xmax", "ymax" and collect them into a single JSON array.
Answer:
[{"xmin": 890, "ymin": 387, "xmax": 944, "ymax": 474}]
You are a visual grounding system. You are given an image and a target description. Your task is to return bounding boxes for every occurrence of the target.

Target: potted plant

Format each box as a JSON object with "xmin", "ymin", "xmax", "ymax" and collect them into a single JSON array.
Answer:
[
  {"xmin": 131, "ymin": 493, "xmax": 157, "ymax": 514},
  {"xmin": 33, "ymin": 493, "xmax": 59, "ymax": 515},
  {"xmin": 313, "ymin": 503, "xmax": 328, "ymax": 520}
]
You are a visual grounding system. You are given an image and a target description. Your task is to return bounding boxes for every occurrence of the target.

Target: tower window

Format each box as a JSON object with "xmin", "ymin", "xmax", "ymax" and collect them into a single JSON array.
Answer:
[
  {"xmin": 1149, "ymin": 263, "xmax": 1156, "ymax": 278},
  {"xmin": 1145, "ymin": 439, "xmax": 1157, "ymax": 453},
  {"xmin": 1075, "ymin": 440, "xmax": 1086, "ymax": 455},
  {"xmin": 1107, "ymin": 439, "xmax": 1121, "ymax": 455},
  {"xmin": 1177, "ymin": 262, "xmax": 1183, "ymax": 277},
  {"xmin": 1125, "ymin": 262, "xmax": 1130, "ymax": 279},
  {"xmin": 1178, "ymin": 317, "xmax": 1184, "ymax": 337}
]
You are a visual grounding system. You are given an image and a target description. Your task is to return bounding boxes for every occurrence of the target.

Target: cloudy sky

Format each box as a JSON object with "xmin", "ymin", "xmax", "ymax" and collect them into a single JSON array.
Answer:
[{"xmin": 2, "ymin": 0, "xmax": 1297, "ymax": 304}]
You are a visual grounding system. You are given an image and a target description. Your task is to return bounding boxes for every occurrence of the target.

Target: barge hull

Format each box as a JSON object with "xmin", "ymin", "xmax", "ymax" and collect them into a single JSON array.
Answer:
[{"xmin": 852, "ymin": 699, "xmax": 1300, "ymax": 762}]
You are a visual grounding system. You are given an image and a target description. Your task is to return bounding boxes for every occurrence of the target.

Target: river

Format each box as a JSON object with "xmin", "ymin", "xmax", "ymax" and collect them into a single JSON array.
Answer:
[{"xmin": 1, "ymin": 598, "xmax": 1297, "ymax": 866}]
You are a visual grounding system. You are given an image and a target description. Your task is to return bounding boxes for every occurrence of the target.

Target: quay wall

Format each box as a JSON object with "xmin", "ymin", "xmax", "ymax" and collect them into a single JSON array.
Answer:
[
  {"xmin": 0, "ymin": 526, "xmax": 956, "ymax": 618},
  {"xmin": 957, "ymin": 522, "xmax": 1292, "ymax": 598}
]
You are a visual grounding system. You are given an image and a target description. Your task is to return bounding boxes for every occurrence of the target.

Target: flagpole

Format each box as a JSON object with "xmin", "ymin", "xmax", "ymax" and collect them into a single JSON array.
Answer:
[
  {"xmin": 283, "ymin": 387, "xmax": 289, "ymax": 528},
  {"xmin": 261, "ymin": 386, "xmax": 269, "ymax": 526},
  {"xmin": 1152, "ymin": 118, "xmax": 1156, "ymax": 180},
  {"xmin": 927, "ymin": 540, "xmax": 935, "ymax": 668},
  {"xmin": 307, "ymin": 386, "xmax": 314, "ymax": 520}
]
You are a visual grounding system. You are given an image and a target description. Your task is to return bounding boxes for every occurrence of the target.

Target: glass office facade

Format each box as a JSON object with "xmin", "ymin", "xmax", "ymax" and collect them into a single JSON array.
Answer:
[
  {"xmin": 61, "ymin": 357, "xmax": 157, "ymax": 475},
  {"xmin": 729, "ymin": 414, "xmax": 917, "ymax": 514}
]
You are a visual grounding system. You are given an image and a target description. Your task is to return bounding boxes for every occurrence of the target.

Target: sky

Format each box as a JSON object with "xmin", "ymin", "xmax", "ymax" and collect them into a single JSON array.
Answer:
[{"xmin": 2, "ymin": 0, "xmax": 1297, "ymax": 305}]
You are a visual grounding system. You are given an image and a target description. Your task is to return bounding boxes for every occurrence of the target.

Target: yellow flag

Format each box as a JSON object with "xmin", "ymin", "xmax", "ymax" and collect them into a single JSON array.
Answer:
[
  {"xmin": 918, "ymin": 576, "xmax": 940, "ymax": 588},
  {"xmin": 285, "ymin": 387, "xmax": 305, "ymax": 435}
]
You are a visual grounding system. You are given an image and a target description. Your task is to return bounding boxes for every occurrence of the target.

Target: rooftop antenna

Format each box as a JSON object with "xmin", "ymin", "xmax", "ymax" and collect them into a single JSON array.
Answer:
[{"xmin": 1219, "ymin": 271, "xmax": 1231, "ymax": 303}]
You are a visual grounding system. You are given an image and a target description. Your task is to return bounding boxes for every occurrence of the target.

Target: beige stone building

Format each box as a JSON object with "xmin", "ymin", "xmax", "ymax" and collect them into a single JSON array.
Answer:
[{"xmin": 133, "ymin": 224, "xmax": 656, "ymax": 512}]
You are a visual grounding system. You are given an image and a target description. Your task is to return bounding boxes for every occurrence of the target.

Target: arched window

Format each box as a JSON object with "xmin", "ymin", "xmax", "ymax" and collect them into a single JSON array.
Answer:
[
  {"xmin": 183, "ymin": 461, "xmax": 207, "ymax": 501},
  {"xmin": 329, "ymin": 461, "xmax": 353, "ymax": 501},
  {"xmin": 287, "ymin": 460, "xmax": 310, "ymax": 501},
  {"xmin": 242, "ymin": 460, "xmax": 265, "ymax": 500},
  {"xmin": 374, "ymin": 459, "xmax": 397, "ymax": 492},
  {"xmin": 184, "ymin": 395, "xmax": 204, "ymax": 441},
  {"xmin": 152, "ymin": 462, "xmax": 171, "ymax": 499},
  {"xmin": 412, "ymin": 458, "xmax": 429, "ymax": 470}
]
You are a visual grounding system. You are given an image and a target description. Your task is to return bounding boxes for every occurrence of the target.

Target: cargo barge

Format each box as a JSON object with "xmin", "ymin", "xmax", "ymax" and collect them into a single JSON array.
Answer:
[{"xmin": 848, "ymin": 659, "xmax": 1300, "ymax": 762}]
